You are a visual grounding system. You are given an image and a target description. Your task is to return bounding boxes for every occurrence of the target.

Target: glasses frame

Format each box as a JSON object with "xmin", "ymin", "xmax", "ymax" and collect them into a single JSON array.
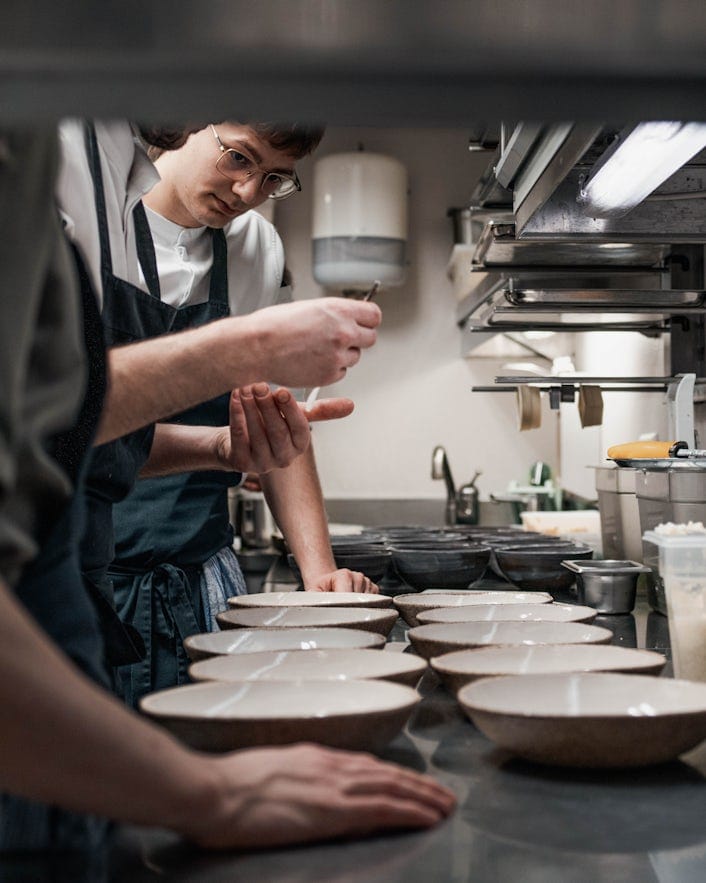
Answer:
[{"xmin": 209, "ymin": 125, "xmax": 301, "ymax": 200}]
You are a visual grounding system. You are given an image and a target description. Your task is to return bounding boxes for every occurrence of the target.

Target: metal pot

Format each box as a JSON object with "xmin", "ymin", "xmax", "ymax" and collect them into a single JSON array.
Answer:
[{"xmin": 229, "ymin": 489, "xmax": 277, "ymax": 549}]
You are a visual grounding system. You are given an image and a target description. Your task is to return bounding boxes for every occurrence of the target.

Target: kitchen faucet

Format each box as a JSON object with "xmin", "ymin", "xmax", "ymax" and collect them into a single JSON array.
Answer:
[
  {"xmin": 431, "ymin": 445, "xmax": 457, "ymax": 525},
  {"xmin": 432, "ymin": 446, "xmax": 482, "ymax": 525}
]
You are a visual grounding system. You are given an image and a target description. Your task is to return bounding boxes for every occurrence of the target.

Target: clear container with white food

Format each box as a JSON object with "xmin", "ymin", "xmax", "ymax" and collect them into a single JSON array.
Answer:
[{"xmin": 644, "ymin": 525, "xmax": 706, "ymax": 681}]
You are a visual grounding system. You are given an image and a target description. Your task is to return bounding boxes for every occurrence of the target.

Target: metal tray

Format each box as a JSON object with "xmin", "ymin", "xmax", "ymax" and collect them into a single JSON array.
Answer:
[
  {"xmin": 472, "ymin": 221, "xmax": 671, "ymax": 268},
  {"xmin": 505, "ymin": 289, "xmax": 705, "ymax": 310},
  {"xmin": 609, "ymin": 458, "xmax": 706, "ymax": 471}
]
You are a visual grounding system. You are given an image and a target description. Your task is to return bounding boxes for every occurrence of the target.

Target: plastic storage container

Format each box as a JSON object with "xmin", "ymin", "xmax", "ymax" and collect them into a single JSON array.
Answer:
[
  {"xmin": 520, "ymin": 510, "xmax": 602, "ymax": 556},
  {"xmin": 643, "ymin": 530, "xmax": 706, "ymax": 681}
]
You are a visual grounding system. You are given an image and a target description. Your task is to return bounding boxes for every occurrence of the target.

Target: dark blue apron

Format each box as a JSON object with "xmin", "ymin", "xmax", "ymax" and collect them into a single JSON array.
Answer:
[
  {"xmin": 0, "ymin": 234, "xmax": 110, "ymax": 854},
  {"xmin": 81, "ymin": 125, "xmax": 238, "ymax": 708}
]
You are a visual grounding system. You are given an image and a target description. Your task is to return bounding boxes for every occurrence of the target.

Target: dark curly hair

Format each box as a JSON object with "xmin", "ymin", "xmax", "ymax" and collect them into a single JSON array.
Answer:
[
  {"xmin": 244, "ymin": 121, "xmax": 325, "ymax": 159},
  {"xmin": 144, "ymin": 121, "xmax": 325, "ymax": 160}
]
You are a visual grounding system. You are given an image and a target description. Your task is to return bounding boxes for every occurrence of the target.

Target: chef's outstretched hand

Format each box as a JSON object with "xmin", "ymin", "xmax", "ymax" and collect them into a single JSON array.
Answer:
[
  {"xmin": 215, "ymin": 384, "xmax": 353, "ymax": 474},
  {"xmin": 307, "ymin": 569, "xmax": 379, "ymax": 594},
  {"xmin": 180, "ymin": 743, "xmax": 456, "ymax": 850}
]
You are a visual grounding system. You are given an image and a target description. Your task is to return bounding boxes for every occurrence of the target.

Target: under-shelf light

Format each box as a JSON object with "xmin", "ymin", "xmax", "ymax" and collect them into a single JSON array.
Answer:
[{"xmin": 577, "ymin": 122, "xmax": 706, "ymax": 218}]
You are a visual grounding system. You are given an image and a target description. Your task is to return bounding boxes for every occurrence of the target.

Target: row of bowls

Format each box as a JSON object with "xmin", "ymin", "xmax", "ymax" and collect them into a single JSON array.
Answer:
[
  {"xmin": 139, "ymin": 589, "xmax": 706, "ymax": 768},
  {"xmin": 288, "ymin": 524, "xmax": 594, "ymax": 592}
]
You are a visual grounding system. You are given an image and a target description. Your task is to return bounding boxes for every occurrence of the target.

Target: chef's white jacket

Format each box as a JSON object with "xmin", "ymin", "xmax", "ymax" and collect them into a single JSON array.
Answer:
[
  {"xmin": 144, "ymin": 205, "xmax": 290, "ymax": 316},
  {"xmin": 56, "ymin": 119, "xmax": 160, "ymax": 310}
]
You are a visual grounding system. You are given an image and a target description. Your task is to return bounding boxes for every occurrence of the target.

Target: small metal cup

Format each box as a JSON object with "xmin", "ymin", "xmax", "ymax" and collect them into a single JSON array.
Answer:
[{"xmin": 561, "ymin": 560, "xmax": 651, "ymax": 614}]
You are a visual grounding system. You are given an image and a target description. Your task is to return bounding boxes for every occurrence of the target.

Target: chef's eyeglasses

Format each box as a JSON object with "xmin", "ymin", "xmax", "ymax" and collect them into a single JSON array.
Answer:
[{"xmin": 210, "ymin": 125, "xmax": 301, "ymax": 200}]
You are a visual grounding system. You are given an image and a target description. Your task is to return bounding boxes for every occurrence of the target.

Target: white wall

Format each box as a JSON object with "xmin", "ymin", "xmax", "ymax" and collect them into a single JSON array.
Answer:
[{"xmin": 275, "ymin": 127, "xmax": 559, "ymax": 501}]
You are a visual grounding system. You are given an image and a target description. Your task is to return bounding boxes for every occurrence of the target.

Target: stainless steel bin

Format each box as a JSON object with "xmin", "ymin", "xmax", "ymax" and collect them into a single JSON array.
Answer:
[{"xmin": 595, "ymin": 466, "xmax": 642, "ymax": 562}]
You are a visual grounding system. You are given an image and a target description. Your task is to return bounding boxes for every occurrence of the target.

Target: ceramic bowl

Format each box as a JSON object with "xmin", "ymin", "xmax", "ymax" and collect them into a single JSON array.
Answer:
[
  {"xmin": 330, "ymin": 532, "xmax": 386, "ymax": 546},
  {"xmin": 393, "ymin": 590, "xmax": 553, "ymax": 628},
  {"xmin": 407, "ymin": 621, "xmax": 613, "ymax": 660},
  {"xmin": 184, "ymin": 627, "xmax": 386, "ymax": 661},
  {"xmin": 458, "ymin": 672, "xmax": 706, "ymax": 767},
  {"xmin": 189, "ymin": 648, "xmax": 427, "ymax": 688},
  {"xmin": 430, "ymin": 644, "xmax": 667, "ymax": 694},
  {"xmin": 390, "ymin": 545, "xmax": 491, "ymax": 591},
  {"xmin": 227, "ymin": 591, "xmax": 393, "ymax": 610},
  {"xmin": 417, "ymin": 602, "xmax": 597, "ymax": 626},
  {"xmin": 140, "ymin": 678, "xmax": 420, "ymax": 753},
  {"xmin": 494, "ymin": 543, "xmax": 594, "ymax": 591},
  {"xmin": 216, "ymin": 605, "xmax": 398, "ymax": 637}
]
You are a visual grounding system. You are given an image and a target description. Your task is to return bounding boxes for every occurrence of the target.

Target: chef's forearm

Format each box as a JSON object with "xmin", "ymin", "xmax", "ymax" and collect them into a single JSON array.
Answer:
[
  {"xmin": 260, "ymin": 445, "xmax": 336, "ymax": 584},
  {"xmin": 140, "ymin": 423, "xmax": 226, "ymax": 477},
  {"xmin": 94, "ymin": 316, "xmax": 264, "ymax": 445},
  {"xmin": 0, "ymin": 576, "xmax": 222, "ymax": 831}
]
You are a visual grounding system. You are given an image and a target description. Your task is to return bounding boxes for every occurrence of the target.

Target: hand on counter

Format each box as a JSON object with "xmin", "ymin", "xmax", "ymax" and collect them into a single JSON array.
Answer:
[
  {"xmin": 306, "ymin": 568, "xmax": 379, "ymax": 594},
  {"xmin": 182, "ymin": 743, "xmax": 456, "ymax": 850}
]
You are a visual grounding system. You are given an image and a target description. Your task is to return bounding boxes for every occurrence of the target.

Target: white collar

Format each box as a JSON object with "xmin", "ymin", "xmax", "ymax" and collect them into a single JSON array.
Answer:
[{"xmin": 144, "ymin": 204, "xmax": 209, "ymax": 246}]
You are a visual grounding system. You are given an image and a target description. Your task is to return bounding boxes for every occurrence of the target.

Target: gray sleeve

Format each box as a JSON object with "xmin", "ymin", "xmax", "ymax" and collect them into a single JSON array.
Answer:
[{"xmin": 0, "ymin": 128, "xmax": 86, "ymax": 587}]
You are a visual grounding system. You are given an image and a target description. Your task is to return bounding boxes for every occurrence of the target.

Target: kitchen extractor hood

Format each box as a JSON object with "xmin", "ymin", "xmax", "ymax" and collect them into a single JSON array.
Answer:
[
  {"xmin": 455, "ymin": 122, "xmax": 706, "ymax": 342},
  {"xmin": 482, "ymin": 123, "xmax": 706, "ymax": 241}
]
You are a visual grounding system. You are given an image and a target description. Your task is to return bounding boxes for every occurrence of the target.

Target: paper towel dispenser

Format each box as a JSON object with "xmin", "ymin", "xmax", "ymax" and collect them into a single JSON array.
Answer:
[{"xmin": 312, "ymin": 151, "xmax": 408, "ymax": 290}]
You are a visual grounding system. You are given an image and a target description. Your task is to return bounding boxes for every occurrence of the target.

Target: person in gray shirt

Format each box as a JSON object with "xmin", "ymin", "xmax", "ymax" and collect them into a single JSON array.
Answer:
[{"xmin": 0, "ymin": 126, "xmax": 455, "ymax": 853}]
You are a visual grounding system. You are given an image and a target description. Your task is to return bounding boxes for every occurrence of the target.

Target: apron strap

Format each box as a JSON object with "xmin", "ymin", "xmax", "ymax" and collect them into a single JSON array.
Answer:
[
  {"xmin": 209, "ymin": 227, "xmax": 230, "ymax": 307},
  {"xmin": 131, "ymin": 200, "xmax": 162, "ymax": 300}
]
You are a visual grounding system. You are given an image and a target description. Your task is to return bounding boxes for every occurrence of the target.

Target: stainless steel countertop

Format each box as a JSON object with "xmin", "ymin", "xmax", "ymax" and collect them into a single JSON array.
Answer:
[{"xmin": 4, "ymin": 589, "xmax": 705, "ymax": 882}]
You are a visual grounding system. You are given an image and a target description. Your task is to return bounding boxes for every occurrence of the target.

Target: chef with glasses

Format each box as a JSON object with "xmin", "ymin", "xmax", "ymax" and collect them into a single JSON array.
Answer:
[{"xmin": 84, "ymin": 120, "xmax": 380, "ymax": 707}]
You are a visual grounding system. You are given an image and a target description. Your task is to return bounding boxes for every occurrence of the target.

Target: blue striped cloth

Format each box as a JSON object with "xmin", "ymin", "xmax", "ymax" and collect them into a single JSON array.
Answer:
[{"xmin": 200, "ymin": 545, "xmax": 247, "ymax": 631}]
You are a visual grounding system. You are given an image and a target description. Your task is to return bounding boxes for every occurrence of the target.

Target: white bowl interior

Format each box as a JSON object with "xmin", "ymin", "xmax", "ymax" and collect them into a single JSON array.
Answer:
[
  {"xmin": 410, "ymin": 621, "xmax": 613, "ymax": 648},
  {"xmin": 459, "ymin": 672, "xmax": 706, "ymax": 718},
  {"xmin": 421, "ymin": 589, "xmax": 498, "ymax": 595},
  {"xmin": 395, "ymin": 591, "xmax": 553, "ymax": 610},
  {"xmin": 185, "ymin": 627, "xmax": 385, "ymax": 656},
  {"xmin": 418, "ymin": 603, "xmax": 596, "ymax": 625},
  {"xmin": 142, "ymin": 678, "xmax": 419, "ymax": 720},
  {"xmin": 220, "ymin": 607, "xmax": 395, "ymax": 628},
  {"xmin": 431, "ymin": 644, "xmax": 666, "ymax": 678},
  {"xmin": 228, "ymin": 591, "xmax": 391, "ymax": 608},
  {"xmin": 190, "ymin": 648, "xmax": 426, "ymax": 683}
]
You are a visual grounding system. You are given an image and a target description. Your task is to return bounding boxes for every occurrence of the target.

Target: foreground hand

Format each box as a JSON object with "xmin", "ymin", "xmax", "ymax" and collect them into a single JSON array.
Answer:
[
  {"xmin": 306, "ymin": 569, "xmax": 379, "ymax": 594},
  {"xmin": 183, "ymin": 743, "xmax": 456, "ymax": 850}
]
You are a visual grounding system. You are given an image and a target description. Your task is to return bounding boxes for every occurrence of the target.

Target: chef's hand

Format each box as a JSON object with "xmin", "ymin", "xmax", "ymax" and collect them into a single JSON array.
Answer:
[
  {"xmin": 306, "ymin": 569, "xmax": 379, "ymax": 594},
  {"xmin": 214, "ymin": 384, "xmax": 353, "ymax": 474},
  {"xmin": 243, "ymin": 297, "xmax": 381, "ymax": 389},
  {"xmin": 181, "ymin": 743, "xmax": 456, "ymax": 850}
]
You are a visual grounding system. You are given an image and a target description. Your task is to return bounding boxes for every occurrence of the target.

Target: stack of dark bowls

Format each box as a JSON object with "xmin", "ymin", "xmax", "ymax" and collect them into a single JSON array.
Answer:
[
  {"xmin": 286, "ymin": 524, "xmax": 593, "ymax": 596},
  {"xmin": 449, "ymin": 526, "xmax": 594, "ymax": 592},
  {"xmin": 417, "ymin": 525, "xmax": 594, "ymax": 594},
  {"xmin": 492, "ymin": 540, "xmax": 593, "ymax": 591},
  {"xmin": 372, "ymin": 525, "xmax": 492, "ymax": 594}
]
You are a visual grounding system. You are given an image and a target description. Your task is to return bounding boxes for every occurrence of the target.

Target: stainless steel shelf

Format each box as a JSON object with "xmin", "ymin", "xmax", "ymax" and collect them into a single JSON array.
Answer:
[{"xmin": 472, "ymin": 221, "xmax": 671, "ymax": 268}]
